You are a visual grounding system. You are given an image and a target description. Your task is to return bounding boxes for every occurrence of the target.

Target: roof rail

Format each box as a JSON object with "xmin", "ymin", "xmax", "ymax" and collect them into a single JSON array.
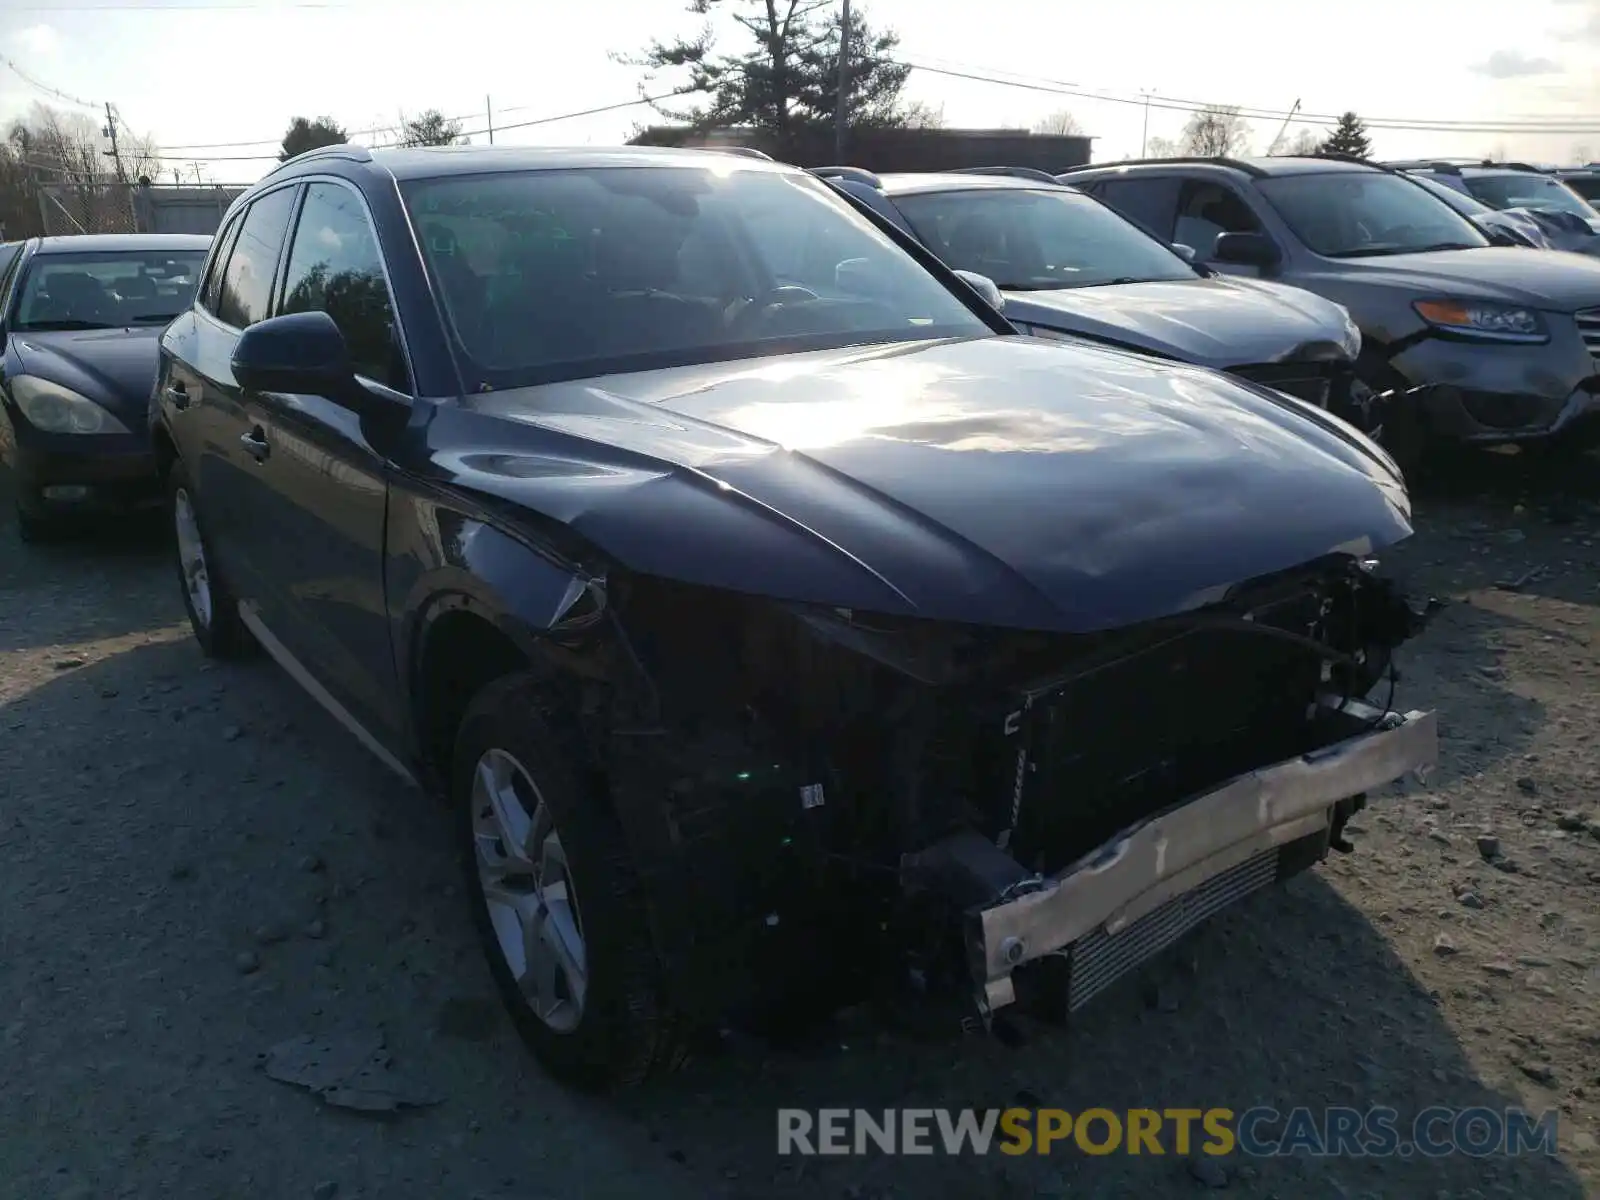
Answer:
[
  {"xmin": 1057, "ymin": 155, "xmax": 1269, "ymax": 178},
  {"xmin": 809, "ymin": 165, "xmax": 883, "ymax": 188},
  {"xmin": 709, "ymin": 146, "xmax": 773, "ymax": 161},
  {"xmin": 260, "ymin": 142, "xmax": 374, "ymax": 181},
  {"xmin": 1382, "ymin": 159, "xmax": 1466, "ymax": 175},
  {"xmin": 1485, "ymin": 160, "xmax": 1551, "ymax": 174},
  {"xmin": 946, "ymin": 166, "xmax": 1062, "ymax": 184}
]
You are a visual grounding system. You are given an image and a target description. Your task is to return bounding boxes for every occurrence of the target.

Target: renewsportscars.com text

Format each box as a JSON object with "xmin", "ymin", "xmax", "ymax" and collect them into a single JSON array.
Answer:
[{"xmin": 777, "ymin": 1106, "xmax": 1560, "ymax": 1158}]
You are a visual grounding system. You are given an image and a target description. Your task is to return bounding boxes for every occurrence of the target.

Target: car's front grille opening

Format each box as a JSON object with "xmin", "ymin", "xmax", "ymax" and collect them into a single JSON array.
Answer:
[
  {"xmin": 1576, "ymin": 308, "xmax": 1600, "ymax": 361},
  {"xmin": 1065, "ymin": 845, "xmax": 1282, "ymax": 1012},
  {"xmin": 1229, "ymin": 362, "xmax": 1335, "ymax": 408}
]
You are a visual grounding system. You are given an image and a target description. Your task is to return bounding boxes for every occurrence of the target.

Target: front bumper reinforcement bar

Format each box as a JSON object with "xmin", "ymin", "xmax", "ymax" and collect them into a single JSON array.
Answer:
[{"xmin": 910, "ymin": 696, "xmax": 1438, "ymax": 1014}]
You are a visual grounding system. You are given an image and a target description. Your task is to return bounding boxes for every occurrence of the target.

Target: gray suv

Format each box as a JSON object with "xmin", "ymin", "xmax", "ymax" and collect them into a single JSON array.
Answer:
[
  {"xmin": 820, "ymin": 169, "xmax": 1364, "ymax": 416},
  {"xmin": 1061, "ymin": 155, "xmax": 1600, "ymax": 457}
]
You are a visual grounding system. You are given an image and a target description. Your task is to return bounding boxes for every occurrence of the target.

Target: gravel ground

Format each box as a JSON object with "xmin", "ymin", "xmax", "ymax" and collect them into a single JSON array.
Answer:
[{"xmin": 2, "ymin": 460, "xmax": 1599, "ymax": 1200}]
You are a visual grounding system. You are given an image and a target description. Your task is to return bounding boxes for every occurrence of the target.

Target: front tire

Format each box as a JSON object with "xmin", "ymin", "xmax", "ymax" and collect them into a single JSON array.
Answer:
[
  {"xmin": 453, "ymin": 672, "xmax": 687, "ymax": 1091},
  {"xmin": 167, "ymin": 460, "xmax": 254, "ymax": 659}
]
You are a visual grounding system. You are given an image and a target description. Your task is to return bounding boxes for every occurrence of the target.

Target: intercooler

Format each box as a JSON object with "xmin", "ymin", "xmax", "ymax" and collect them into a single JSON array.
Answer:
[{"xmin": 1064, "ymin": 844, "xmax": 1281, "ymax": 1011}]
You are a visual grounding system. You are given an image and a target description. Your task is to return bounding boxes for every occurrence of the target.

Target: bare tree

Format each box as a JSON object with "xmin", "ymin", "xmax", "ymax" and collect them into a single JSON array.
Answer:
[
  {"xmin": 1572, "ymin": 143, "xmax": 1593, "ymax": 165},
  {"xmin": 899, "ymin": 99, "xmax": 945, "ymax": 129},
  {"xmin": 8, "ymin": 103, "xmax": 161, "ymax": 233},
  {"xmin": 1179, "ymin": 105, "xmax": 1251, "ymax": 157},
  {"xmin": 1270, "ymin": 128, "xmax": 1326, "ymax": 156},
  {"xmin": 395, "ymin": 109, "xmax": 466, "ymax": 148},
  {"xmin": 1144, "ymin": 135, "xmax": 1179, "ymax": 158},
  {"xmin": 1032, "ymin": 109, "xmax": 1084, "ymax": 136}
]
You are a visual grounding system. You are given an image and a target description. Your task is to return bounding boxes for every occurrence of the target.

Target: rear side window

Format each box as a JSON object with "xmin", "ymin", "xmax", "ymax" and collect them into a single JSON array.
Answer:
[
  {"xmin": 279, "ymin": 182, "xmax": 408, "ymax": 390},
  {"xmin": 1094, "ymin": 177, "xmax": 1184, "ymax": 240},
  {"xmin": 216, "ymin": 186, "xmax": 296, "ymax": 329}
]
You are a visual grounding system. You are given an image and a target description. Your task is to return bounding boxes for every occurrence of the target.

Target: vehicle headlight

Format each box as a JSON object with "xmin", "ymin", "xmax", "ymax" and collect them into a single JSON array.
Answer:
[
  {"xmin": 1011, "ymin": 322, "xmax": 1075, "ymax": 342},
  {"xmin": 11, "ymin": 376, "xmax": 130, "ymax": 434},
  {"xmin": 1338, "ymin": 309, "xmax": 1362, "ymax": 358},
  {"xmin": 1412, "ymin": 299, "xmax": 1548, "ymax": 344}
]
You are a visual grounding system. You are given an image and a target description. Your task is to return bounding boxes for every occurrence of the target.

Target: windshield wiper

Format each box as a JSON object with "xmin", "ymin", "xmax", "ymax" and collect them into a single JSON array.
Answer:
[
  {"xmin": 129, "ymin": 312, "xmax": 180, "ymax": 324},
  {"xmin": 1325, "ymin": 242, "xmax": 1475, "ymax": 259},
  {"xmin": 16, "ymin": 319, "xmax": 115, "ymax": 331}
]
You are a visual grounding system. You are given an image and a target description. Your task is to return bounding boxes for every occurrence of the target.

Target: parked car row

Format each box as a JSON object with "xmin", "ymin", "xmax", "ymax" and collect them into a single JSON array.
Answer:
[{"xmin": 1057, "ymin": 155, "xmax": 1600, "ymax": 460}]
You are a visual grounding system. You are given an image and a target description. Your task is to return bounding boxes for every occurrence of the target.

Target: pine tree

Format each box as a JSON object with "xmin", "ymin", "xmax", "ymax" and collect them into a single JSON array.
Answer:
[{"xmin": 1322, "ymin": 112, "xmax": 1372, "ymax": 159}]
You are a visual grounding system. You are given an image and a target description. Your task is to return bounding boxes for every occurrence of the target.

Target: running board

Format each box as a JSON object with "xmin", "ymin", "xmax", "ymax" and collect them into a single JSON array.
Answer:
[{"xmin": 237, "ymin": 601, "xmax": 421, "ymax": 789}]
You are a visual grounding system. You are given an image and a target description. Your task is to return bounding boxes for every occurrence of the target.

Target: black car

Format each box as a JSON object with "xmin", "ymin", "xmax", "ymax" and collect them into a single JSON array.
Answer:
[
  {"xmin": 154, "ymin": 144, "xmax": 1436, "ymax": 1091},
  {"xmin": 0, "ymin": 233, "xmax": 210, "ymax": 540}
]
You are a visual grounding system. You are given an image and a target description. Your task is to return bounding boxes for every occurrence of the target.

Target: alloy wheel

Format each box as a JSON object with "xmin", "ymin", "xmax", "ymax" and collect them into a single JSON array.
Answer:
[
  {"xmin": 471, "ymin": 747, "xmax": 589, "ymax": 1033},
  {"xmin": 172, "ymin": 487, "xmax": 212, "ymax": 629}
]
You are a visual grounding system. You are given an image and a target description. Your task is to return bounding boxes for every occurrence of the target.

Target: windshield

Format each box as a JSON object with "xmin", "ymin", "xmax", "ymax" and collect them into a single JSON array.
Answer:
[
  {"xmin": 1464, "ymin": 173, "xmax": 1597, "ymax": 218},
  {"xmin": 401, "ymin": 165, "xmax": 989, "ymax": 387},
  {"xmin": 891, "ymin": 186, "xmax": 1196, "ymax": 290},
  {"xmin": 13, "ymin": 249, "xmax": 206, "ymax": 330},
  {"xmin": 1257, "ymin": 171, "xmax": 1489, "ymax": 257},
  {"xmin": 1407, "ymin": 174, "xmax": 1492, "ymax": 216}
]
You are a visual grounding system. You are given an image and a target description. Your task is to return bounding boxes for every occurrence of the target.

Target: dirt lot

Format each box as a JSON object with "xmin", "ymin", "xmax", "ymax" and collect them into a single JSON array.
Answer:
[{"xmin": 2, "ymin": 461, "xmax": 1599, "ymax": 1200}]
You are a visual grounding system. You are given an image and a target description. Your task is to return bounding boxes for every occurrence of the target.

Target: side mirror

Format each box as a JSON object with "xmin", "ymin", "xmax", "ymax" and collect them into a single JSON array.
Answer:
[
  {"xmin": 1212, "ymin": 231, "xmax": 1281, "ymax": 269},
  {"xmin": 1172, "ymin": 242, "xmax": 1197, "ymax": 262},
  {"xmin": 231, "ymin": 310, "xmax": 355, "ymax": 398},
  {"xmin": 952, "ymin": 269, "xmax": 1005, "ymax": 311}
]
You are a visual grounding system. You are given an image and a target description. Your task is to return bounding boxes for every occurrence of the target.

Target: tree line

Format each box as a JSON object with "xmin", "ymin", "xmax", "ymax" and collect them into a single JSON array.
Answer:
[{"xmin": 1144, "ymin": 108, "xmax": 1374, "ymax": 160}]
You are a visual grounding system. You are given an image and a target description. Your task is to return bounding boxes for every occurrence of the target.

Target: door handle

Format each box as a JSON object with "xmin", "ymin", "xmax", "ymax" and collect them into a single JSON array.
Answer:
[
  {"xmin": 240, "ymin": 427, "xmax": 270, "ymax": 462},
  {"xmin": 164, "ymin": 383, "xmax": 190, "ymax": 410}
]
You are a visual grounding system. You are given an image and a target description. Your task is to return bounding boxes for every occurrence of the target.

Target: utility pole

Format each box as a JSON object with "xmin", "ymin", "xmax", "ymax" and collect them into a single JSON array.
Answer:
[
  {"xmin": 833, "ymin": 0, "xmax": 852, "ymax": 161},
  {"xmin": 486, "ymin": 95, "xmax": 495, "ymax": 144},
  {"xmin": 103, "ymin": 102, "xmax": 127, "ymax": 183},
  {"xmin": 1139, "ymin": 88, "xmax": 1153, "ymax": 157},
  {"xmin": 1269, "ymin": 99, "xmax": 1301, "ymax": 156}
]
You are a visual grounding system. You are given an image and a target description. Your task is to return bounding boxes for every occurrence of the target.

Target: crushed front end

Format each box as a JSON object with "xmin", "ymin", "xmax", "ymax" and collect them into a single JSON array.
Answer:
[{"xmin": 588, "ymin": 553, "xmax": 1438, "ymax": 1027}]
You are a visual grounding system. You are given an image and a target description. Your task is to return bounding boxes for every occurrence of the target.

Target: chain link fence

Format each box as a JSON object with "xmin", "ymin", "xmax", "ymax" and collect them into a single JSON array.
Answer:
[{"xmin": 35, "ymin": 181, "xmax": 246, "ymax": 237}]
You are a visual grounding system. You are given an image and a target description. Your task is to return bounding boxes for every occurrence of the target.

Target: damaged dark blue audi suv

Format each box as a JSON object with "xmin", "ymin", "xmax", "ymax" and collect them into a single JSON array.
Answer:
[{"xmin": 152, "ymin": 144, "xmax": 1437, "ymax": 1090}]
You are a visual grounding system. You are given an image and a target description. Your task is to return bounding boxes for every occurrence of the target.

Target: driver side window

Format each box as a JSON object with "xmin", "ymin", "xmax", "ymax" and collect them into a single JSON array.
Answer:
[{"xmin": 1175, "ymin": 182, "xmax": 1262, "ymax": 260}]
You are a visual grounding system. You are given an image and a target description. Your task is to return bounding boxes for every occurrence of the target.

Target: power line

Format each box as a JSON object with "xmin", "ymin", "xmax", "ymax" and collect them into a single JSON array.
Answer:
[
  {"xmin": 896, "ymin": 59, "xmax": 1600, "ymax": 135},
  {"xmin": 0, "ymin": 53, "xmax": 101, "ymax": 109},
  {"xmin": 3, "ymin": 2, "xmax": 348, "ymax": 9},
  {"xmin": 141, "ymin": 89, "xmax": 695, "ymax": 163}
]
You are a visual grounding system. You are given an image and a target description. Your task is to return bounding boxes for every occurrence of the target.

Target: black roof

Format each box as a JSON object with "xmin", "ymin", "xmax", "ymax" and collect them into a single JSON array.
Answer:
[{"xmin": 36, "ymin": 233, "xmax": 211, "ymax": 254}]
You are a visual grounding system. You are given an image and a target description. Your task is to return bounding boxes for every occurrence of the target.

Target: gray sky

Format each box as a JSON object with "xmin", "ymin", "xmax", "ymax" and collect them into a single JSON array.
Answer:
[{"xmin": 4, "ymin": 0, "xmax": 1600, "ymax": 182}]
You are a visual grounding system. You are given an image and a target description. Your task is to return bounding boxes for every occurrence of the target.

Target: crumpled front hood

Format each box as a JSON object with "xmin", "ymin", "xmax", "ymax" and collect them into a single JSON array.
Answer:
[
  {"xmin": 12, "ymin": 327, "xmax": 162, "ymax": 419},
  {"xmin": 1003, "ymin": 277, "xmax": 1352, "ymax": 368},
  {"xmin": 442, "ymin": 335, "xmax": 1411, "ymax": 634},
  {"xmin": 1328, "ymin": 245, "xmax": 1600, "ymax": 309}
]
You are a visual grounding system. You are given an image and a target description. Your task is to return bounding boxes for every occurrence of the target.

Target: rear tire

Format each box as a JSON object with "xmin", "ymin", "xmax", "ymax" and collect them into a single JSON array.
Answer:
[
  {"xmin": 167, "ymin": 460, "xmax": 254, "ymax": 659},
  {"xmin": 453, "ymin": 671, "xmax": 687, "ymax": 1091}
]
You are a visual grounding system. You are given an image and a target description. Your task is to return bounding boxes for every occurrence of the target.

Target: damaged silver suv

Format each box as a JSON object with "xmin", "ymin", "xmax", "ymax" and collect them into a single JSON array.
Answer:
[{"xmin": 154, "ymin": 144, "xmax": 1438, "ymax": 1090}]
